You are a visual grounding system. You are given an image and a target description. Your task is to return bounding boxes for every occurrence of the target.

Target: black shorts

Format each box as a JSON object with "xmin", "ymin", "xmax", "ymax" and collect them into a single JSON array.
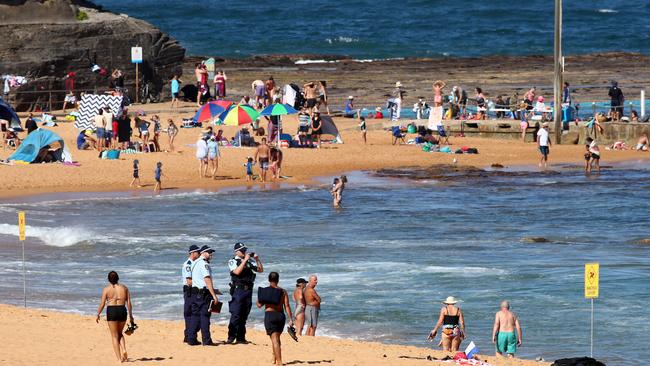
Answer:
[
  {"xmin": 133, "ymin": 171, "xmax": 139, "ymax": 178},
  {"xmin": 312, "ymin": 129, "xmax": 322, "ymax": 136},
  {"xmin": 172, "ymin": 92, "xmax": 179, "ymax": 99},
  {"xmin": 106, "ymin": 305, "xmax": 127, "ymax": 322},
  {"xmin": 299, "ymin": 125, "xmax": 310, "ymax": 133},
  {"xmin": 264, "ymin": 311, "xmax": 286, "ymax": 335},
  {"xmin": 306, "ymin": 98, "xmax": 317, "ymax": 108}
]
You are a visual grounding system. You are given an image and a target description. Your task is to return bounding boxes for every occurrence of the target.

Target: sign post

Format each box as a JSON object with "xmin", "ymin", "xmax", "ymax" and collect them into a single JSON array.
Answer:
[
  {"xmin": 584, "ymin": 263, "xmax": 599, "ymax": 358},
  {"xmin": 18, "ymin": 211, "xmax": 26, "ymax": 307},
  {"xmin": 131, "ymin": 46, "xmax": 143, "ymax": 104}
]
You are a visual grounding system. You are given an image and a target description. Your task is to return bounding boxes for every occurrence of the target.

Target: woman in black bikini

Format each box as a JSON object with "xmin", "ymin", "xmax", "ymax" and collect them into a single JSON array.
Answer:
[
  {"xmin": 428, "ymin": 296, "xmax": 465, "ymax": 353},
  {"xmin": 96, "ymin": 271, "xmax": 134, "ymax": 363}
]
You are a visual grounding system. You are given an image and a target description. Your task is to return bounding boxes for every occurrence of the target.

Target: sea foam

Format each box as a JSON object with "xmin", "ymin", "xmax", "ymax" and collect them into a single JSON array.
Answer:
[{"xmin": 0, "ymin": 223, "xmax": 93, "ymax": 247}]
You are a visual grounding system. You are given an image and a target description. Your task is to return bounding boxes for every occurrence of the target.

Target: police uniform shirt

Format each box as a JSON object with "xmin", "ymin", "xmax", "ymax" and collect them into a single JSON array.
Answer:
[
  {"xmin": 182, "ymin": 258, "xmax": 194, "ymax": 286},
  {"xmin": 191, "ymin": 258, "xmax": 212, "ymax": 289},
  {"xmin": 228, "ymin": 257, "xmax": 257, "ymax": 272}
]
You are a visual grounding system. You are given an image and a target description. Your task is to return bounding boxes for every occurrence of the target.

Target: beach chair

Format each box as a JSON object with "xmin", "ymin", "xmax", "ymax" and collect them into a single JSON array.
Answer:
[
  {"xmin": 391, "ymin": 126, "xmax": 405, "ymax": 145},
  {"xmin": 437, "ymin": 125, "xmax": 450, "ymax": 144}
]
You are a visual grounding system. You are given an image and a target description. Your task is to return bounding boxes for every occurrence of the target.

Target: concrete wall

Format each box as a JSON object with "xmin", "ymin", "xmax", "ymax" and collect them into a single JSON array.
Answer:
[{"xmin": 382, "ymin": 119, "xmax": 650, "ymax": 144}]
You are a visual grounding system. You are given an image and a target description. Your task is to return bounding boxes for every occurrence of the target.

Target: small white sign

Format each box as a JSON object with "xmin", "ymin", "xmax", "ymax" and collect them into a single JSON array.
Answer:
[{"xmin": 131, "ymin": 47, "xmax": 143, "ymax": 64}]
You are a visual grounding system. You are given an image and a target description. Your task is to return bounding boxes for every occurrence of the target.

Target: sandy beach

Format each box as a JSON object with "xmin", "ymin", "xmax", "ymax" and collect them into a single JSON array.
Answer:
[
  {"xmin": 1, "ymin": 101, "xmax": 648, "ymax": 200},
  {"xmin": 0, "ymin": 304, "xmax": 545, "ymax": 366}
]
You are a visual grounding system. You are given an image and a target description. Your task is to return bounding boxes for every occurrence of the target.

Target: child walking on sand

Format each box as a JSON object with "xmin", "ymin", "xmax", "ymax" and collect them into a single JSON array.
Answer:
[
  {"xmin": 358, "ymin": 110, "xmax": 367, "ymax": 144},
  {"xmin": 154, "ymin": 162, "xmax": 165, "ymax": 193},
  {"xmin": 130, "ymin": 159, "xmax": 141, "ymax": 187},
  {"xmin": 584, "ymin": 137, "xmax": 601, "ymax": 173},
  {"xmin": 244, "ymin": 157, "xmax": 255, "ymax": 181}
]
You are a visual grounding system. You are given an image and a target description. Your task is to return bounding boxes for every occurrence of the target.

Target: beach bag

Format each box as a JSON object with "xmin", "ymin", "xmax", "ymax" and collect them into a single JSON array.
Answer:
[
  {"xmin": 258, "ymin": 286, "xmax": 283, "ymax": 305},
  {"xmin": 440, "ymin": 146, "xmax": 452, "ymax": 153},
  {"xmin": 407, "ymin": 124, "xmax": 417, "ymax": 134},
  {"xmin": 552, "ymin": 357, "xmax": 605, "ymax": 366},
  {"xmin": 422, "ymin": 142, "xmax": 433, "ymax": 152},
  {"xmin": 466, "ymin": 148, "xmax": 478, "ymax": 154},
  {"xmin": 107, "ymin": 150, "xmax": 120, "ymax": 160}
]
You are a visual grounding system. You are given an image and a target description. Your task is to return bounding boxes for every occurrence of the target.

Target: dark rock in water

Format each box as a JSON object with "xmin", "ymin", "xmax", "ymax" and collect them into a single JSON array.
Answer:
[
  {"xmin": 522, "ymin": 237, "xmax": 550, "ymax": 243},
  {"xmin": 634, "ymin": 239, "xmax": 650, "ymax": 245},
  {"xmin": 491, "ymin": 163, "xmax": 505, "ymax": 168},
  {"xmin": 0, "ymin": 0, "xmax": 185, "ymax": 111},
  {"xmin": 373, "ymin": 164, "xmax": 561, "ymax": 183}
]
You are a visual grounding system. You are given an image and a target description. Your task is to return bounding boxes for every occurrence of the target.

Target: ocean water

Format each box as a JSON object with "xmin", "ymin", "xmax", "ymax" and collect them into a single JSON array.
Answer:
[
  {"xmin": 1, "ymin": 165, "xmax": 650, "ymax": 365},
  {"xmin": 92, "ymin": 0, "xmax": 650, "ymax": 58}
]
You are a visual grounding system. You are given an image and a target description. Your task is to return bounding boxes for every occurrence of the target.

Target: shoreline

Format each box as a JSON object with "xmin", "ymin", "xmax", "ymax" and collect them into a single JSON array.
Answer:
[
  {"xmin": 0, "ymin": 155, "xmax": 650, "ymax": 204},
  {"xmin": 1, "ymin": 154, "xmax": 648, "ymax": 202},
  {"xmin": 0, "ymin": 304, "xmax": 546, "ymax": 366}
]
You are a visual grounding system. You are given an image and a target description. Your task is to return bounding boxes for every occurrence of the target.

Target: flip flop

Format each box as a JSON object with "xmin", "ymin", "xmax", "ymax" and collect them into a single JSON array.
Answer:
[{"xmin": 287, "ymin": 326, "xmax": 298, "ymax": 342}]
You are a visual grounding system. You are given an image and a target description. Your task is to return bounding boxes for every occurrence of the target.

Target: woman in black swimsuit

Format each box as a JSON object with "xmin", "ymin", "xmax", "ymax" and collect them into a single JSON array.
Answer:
[
  {"xmin": 428, "ymin": 296, "xmax": 465, "ymax": 353},
  {"xmin": 96, "ymin": 271, "xmax": 134, "ymax": 363}
]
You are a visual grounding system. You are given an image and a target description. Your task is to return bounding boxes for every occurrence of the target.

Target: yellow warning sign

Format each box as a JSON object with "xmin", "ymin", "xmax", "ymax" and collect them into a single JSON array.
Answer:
[
  {"xmin": 585, "ymin": 263, "xmax": 599, "ymax": 299},
  {"xmin": 18, "ymin": 211, "xmax": 26, "ymax": 241}
]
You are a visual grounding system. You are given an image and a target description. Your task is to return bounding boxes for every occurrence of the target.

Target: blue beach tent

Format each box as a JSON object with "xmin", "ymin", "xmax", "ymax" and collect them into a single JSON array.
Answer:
[
  {"xmin": 8, "ymin": 129, "xmax": 72, "ymax": 163},
  {"xmin": 0, "ymin": 97, "xmax": 20, "ymax": 127}
]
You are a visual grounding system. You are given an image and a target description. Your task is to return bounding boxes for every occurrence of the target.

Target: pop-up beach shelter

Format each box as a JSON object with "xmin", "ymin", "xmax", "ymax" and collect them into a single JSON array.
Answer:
[
  {"xmin": 0, "ymin": 97, "xmax": 20, "ymax": 127},
  {"xmin": 320, "ymin": 115, "xmax": 343, "ymax": 143},
  {"xmin": 8, "ymin": 129, "xmax": 72, "ymax": 163}
]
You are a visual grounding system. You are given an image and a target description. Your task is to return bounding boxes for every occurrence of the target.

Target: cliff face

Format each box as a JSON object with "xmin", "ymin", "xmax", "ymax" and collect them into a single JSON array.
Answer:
[{"xmin": 0, "ymin": 1, "xmax": 185, "ymax": 110}]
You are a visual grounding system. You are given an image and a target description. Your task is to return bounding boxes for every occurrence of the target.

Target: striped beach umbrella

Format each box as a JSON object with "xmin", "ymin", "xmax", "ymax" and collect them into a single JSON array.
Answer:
[
  {"xmin": 259, "ymin": 103, "xmax": 298, "ymax": 116},
  {"xmin": 219, "ymin": 104, "xmax": 260, "ymax": 126},
  {"xmin": 192, "ymin": 101, "xmax": 231, "ymax": 122}
]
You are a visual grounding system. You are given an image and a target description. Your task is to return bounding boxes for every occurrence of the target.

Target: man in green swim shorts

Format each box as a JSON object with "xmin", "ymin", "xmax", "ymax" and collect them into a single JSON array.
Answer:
[{"xmin": 491, "ymin": 300, "xmax": 522, "ymax": 358}]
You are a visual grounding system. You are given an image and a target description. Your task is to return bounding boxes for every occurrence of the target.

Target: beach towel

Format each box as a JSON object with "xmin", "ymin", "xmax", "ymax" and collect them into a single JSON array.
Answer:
[
  {"xmin": 75, "ymin": 94, "xmax": 122, "ymax": 130},
  {"xmin": 428, "ymin": 106, "xmax": 443, "ymax": 130}
]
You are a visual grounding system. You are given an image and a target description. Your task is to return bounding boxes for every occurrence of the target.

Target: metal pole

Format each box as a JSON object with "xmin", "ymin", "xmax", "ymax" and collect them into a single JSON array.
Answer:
[
  {"xmin": 22, "ymin": 241, "xmax": 26, "ymax": 307},
  {"xmin": 553, "ymin": 0, "xmax": 563, "ymax": 144},
  {"xmin": 135, "ymin": 62, "xmax": 139, "ymax": 104},
  {"xmin": 590, "ymin": 298, "xmax": 594, "ymax": 358}
]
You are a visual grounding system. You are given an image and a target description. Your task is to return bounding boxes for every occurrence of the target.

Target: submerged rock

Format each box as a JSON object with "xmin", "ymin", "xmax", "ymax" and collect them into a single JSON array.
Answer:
[
  {"xmin": 634, "ymin": 239, "xmax": 650, "ymax": 245},
  {"xmin": 522, "ymin": 237, "xmax": 550, "ymax": 243}
]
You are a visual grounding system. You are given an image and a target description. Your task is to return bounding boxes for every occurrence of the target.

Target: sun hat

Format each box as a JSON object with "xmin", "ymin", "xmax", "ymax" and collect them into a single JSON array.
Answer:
[
  {"xmin": 395, "ymin": 81, "xmax": 403, "ymax": 87},
  {"xmin": 348, "ymin": 95, "xmax": 354, "ymax": 99},
  {"xmin": 442, "ymin": 296, "xmax": 460, "ymax": 305},
  {"xmin": 188, "ymin": 244, "xmax": 201, "ymax": 254},
  {"xmin": 375, "ymin": 107, "xmax": 382, "ymax": 112},
  {"xmin": 234, "ymin": 242, "xmax": 247, "ymax": 252}
]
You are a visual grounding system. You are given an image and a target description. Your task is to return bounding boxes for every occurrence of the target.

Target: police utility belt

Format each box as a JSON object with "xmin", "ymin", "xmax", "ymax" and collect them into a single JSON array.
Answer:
[
  {"xmin": 183, "ymin": 285, "xmax": 201, "ymax": 295},
  {"xmin": 230, "ymin": 283, "xmax": 253, "ymax": 291}
]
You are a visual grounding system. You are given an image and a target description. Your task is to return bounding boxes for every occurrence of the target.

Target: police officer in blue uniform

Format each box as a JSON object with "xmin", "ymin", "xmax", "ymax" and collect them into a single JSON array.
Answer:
[
  {"xmin": 226, "ymin": 242, "xmax": 263, "ymax": 344},
  {"xmin": 187, "ymin": 245, "xmax": 219, "ymax": 346},
  {"xmin": 182, "ymin": 244, "xmax": 201, "ymax": 343}
]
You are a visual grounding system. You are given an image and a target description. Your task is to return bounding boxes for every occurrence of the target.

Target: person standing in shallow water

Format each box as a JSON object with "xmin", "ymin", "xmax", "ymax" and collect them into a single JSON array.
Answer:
[
  {"xmin": 492, "ymin": 300, "xmax": 523, "ymax": 358},
  {"xmin": 96, "ymin": 271, "xmax": 134, "ymax": 363}
]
